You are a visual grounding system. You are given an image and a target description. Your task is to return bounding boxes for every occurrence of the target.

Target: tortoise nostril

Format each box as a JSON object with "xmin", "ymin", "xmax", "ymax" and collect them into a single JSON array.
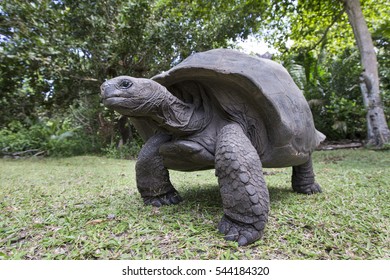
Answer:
[{"xmin": 100, "ymin": 82, "xmax": 110, "ymax": 98}]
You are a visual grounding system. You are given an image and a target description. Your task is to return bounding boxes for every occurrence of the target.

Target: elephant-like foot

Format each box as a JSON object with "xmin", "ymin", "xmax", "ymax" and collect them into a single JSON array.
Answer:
[
  {"xmin": 143, "ymin": 191, "xmax": 183, "ymax": 207},
  {"xmin": 218, "ymin": 215, "xmax": 264, "ymax": 246},
  {"xmin": 292, "ymin": 157, "xmax": 322, "ymax": 195},
  {"xmin": 293, "ymin": 182, "xmax": 322, "ymax": 194}
]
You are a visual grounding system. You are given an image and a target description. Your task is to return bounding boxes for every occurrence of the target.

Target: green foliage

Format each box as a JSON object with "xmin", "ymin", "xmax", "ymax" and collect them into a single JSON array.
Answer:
[
  {"xmin": 0, "ymin": 116, "xmax": 99, "ymax": 157},
  {"xmin": 265, "ymin": 0, "xmax": 389, "ymax": 56},
  {"xmin": 103, "ymin": 141, "xmax": 142, "ymax": 160},
  {"xmin": 0, "ymin": 0, "xmax": 81, "ymax": 125},
  {"xmin": 152, "ymin": 0, "xmax": 266, "ymax": 59},
  {"xmin": 269, "ymin": 0, "xmax": 390, "ymax": 140},
  {"xmin": 0, "ymin": 121, "xmax": 47, "ymax": 153},
  {"xmin": 0, "ymin": 0, "xmax": 269, "ymax": 125},
  {"xmin": 283, "ymin": 48, "xmax": 368, "ymax": 140},
  {"xmin": 323, "ymin": 93, "xmax": 366, "ymax": 139},
  {"xmin": 376, "ymin": 26, "xmax": 390, "ymax": 128}
]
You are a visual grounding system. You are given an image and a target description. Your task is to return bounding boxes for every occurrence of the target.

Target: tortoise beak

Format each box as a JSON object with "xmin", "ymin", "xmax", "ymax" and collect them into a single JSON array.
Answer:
[
  {"xmin": 100, "ymin": 82, "xmax": 110, "ymax": 99},
  {"xmin": 100, "ymin": 81, "xmax": 120, "ymax": 101}
]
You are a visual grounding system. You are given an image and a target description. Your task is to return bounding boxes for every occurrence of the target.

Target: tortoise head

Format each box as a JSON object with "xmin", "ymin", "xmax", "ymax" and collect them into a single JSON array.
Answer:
[{"xmin": 101, "ymin": 76, "xmax": 168, "ymax": 117}]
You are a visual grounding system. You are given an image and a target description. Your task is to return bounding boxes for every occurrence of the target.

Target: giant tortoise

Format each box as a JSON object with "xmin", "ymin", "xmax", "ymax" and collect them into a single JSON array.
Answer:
[{"xmin": 100, "ymin": 49, "xmax": 325, "ymax": 246}]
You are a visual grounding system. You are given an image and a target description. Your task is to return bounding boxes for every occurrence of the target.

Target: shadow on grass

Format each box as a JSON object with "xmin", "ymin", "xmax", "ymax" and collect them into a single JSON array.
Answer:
[
  {"xmin": 179, "ymin": 183, "xmax": 295, "ymax": 208},
  {"xmin": 268, "ymin": 185, "xmax": 296, "ymax": 203},
  {"xmin": 181, "ymin": 184, "xmax": 221, "ymax": 208},
  {"xmin": 130, "ymin": 182, "xmax": 301, "ymax": 230}
]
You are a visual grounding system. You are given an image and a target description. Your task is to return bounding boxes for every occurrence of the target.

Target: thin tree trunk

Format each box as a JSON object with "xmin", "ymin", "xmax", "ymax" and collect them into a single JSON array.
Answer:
[{"xmin": 341, "ymin": 0, "xmax": 390, "ymax": 148}]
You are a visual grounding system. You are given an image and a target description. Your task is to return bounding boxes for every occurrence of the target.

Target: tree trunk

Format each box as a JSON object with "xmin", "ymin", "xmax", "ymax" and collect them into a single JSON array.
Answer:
[{"xmin": 341, "ymin": 0, "xmax": 390, "ymax": 148}]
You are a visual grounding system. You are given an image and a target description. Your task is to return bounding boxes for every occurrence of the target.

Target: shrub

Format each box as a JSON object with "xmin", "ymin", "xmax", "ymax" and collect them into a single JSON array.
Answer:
[
  {"xmin": 102, "ymin": 140, "xmax": 142, "ymax": 160},
  {"xmin": 0, "ymin": 118, "xmax": 99, "ymax": 157},
  {"xmin": 312, "ymin": 92, "xmax": 367, "ymax": 140}
]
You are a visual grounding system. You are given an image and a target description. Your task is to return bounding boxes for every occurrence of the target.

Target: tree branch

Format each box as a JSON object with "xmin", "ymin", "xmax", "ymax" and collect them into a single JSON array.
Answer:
[
  {"xmin": 70, "ymin": 76, "xmax": 99, "ymax": 82},
  {"xmin": 308, "ymin": 8, "xmax": 346, "ymax": 51}
]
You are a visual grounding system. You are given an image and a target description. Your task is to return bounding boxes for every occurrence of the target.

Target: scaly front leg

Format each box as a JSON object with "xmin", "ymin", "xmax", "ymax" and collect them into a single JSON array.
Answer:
[
  {"xmin": 136, "ymin": 133, "xmax": 182, "ymax": 207},
  {"xmin": 215, "ymin": 124, "xmax": 269, "ymax": 246}
]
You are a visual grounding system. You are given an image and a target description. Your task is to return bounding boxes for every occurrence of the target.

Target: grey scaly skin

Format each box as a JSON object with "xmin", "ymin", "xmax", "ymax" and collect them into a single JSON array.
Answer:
[
  {"xmin": 135, "ymin": 133, "xmax": 182, "ymax": 207},
  {"xmin": 215, "ymin": 124, "xmax": 269, "ymax": 246},
  {"xmin": 292, "ymin": 158, "xmax": 322, "ymax": 194}
]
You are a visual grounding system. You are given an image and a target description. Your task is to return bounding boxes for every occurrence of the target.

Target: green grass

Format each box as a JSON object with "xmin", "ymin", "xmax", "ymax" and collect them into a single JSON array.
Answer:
[{"xmin": 0, "ymin": 150, "xmax": 389, "ymax": 260}]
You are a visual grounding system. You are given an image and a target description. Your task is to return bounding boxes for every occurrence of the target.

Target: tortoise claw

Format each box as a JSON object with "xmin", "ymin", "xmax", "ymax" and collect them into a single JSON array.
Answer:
[
  {"xmin": 218, "ymin": 215, "xmax": 263, "ymax": 246},
  {"xmin": 143, "ymin": 191, "xmax": 183, "ymax": 207},
  {"xmin": 293, "ymin": 182, "xmax": 322, "ymax": 195}
]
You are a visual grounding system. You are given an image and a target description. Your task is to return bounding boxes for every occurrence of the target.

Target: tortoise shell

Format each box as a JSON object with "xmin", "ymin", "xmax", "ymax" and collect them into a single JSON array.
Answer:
[{"xmin": 142, "ymin": 49, "xmax": 324, "ymax": 167}]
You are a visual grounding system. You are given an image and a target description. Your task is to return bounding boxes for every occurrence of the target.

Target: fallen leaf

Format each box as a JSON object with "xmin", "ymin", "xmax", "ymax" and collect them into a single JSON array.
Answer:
[
  {"xmin": 86, "ymin": 219, "xmax": 105, "ymax": 225},
  {"xmin": 5, "ymin": 206, "xmax": 18, "ymax": 211}
]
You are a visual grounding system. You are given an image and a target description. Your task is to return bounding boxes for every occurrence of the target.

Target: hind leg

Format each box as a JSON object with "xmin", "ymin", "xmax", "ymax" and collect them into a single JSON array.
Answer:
[
  {"xmin": 291, "ymin": 156, "xmax": 322, "ymax": 194},
  {"xmin": 215, "ymin": 124, "xmax": 269, "ymax": 246},
  {"xmin": 136, "ymin": 133, "xmax": 182, "ymax": 207}
]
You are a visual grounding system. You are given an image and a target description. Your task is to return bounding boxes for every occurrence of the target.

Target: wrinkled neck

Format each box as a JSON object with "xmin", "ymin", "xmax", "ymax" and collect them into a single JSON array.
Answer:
[{"xmin": 153, "ymin": 86, "xmax": 195, "ymax": 133}]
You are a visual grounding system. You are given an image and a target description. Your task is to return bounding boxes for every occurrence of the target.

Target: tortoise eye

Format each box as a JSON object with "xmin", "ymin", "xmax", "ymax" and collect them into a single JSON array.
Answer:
[{"xmin": 119, "ymin": 80, "xmax": 133, "ymax": 89}]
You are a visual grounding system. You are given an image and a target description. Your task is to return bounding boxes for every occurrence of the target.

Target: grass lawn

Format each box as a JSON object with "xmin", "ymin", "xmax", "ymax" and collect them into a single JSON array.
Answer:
[{"xmin": 0, "ymin": 149, "xmax": 389, "ymax": 260}]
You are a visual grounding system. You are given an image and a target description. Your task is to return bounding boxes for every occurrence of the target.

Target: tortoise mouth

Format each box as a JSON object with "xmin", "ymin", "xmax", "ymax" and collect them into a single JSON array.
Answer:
[
  {"xmin": 102, "ymin": 96, "xmax": 132, "ymax": 112},
  {"xmin": 102, "ymin": 96, "xmax": 128, "ymax": 105},
  {"xmin": 102, "ymin": 96, "xmax": 148, "ymax": 117}
]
